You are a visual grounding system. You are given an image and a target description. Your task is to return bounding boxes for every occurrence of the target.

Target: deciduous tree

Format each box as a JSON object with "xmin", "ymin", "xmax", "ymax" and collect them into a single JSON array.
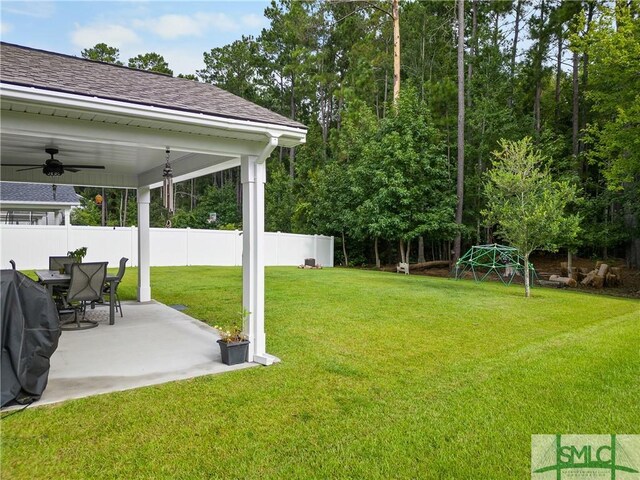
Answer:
[{"xmin": 483, "ymin": 137, "xmax": 580, "ymax": 297}]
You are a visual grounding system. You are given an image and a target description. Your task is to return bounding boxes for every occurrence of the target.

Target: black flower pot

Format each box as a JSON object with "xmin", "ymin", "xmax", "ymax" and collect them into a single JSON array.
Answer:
[{"xmin": 217, "ymin": 339, "xmax": 249, "ymax": 365}]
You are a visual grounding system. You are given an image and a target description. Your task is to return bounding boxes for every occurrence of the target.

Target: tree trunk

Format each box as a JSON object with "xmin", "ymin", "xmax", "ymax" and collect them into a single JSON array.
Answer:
[
  {"xmin": 534, "ymin": 0, "xmax": 546, "ymax": 137},
  {"xmin": 190, "ymin": 179, "xmax": 195, "ymax": 210},
  {"xmin": 342, "ymin": 230, "xmax": 349, "ymax": 267},
  {"xmin": 399, "ymin": 239, "xmax": 406, "ymax": 264},
  {"xmin": 101, "ymin": 187, "xmax": 106, "ymax": 227},
  {"xmin": 509, "ymin": 0, "xmax": 522, "ymax": 109},
  {"xmin": 119, "ymin": 190, "xmax": 124, "ymax": 227},
  {"xmin": 572, "ymin": 49, "xmax": 580, "ymax": 161},
  {"xmin": 406, "ymin": 238, "xmax": 411, "ymax": 264},
  {"xmin": 624, "ymin": 184, "xmax": 640, "ymax": 268},
  {"xmin": 524, "ymin": 252, "xmax": 531, "ymax": 297},
  {"xmin": 555, "ymin": 29, "xmax": 563, "ymax": 123},
  {"xmin": 453, "ymin": 0, "xmax": 465, "ymax": 262},
  {"xmin": 580, "ymin": 3, "xmax": 594, "ymax": 139},
  {"xmin": 374, "ymin": 237, "xmax": 381, "ymax": 269},
  {"xmin": 289, "ymin": 73, "xmax": 296, "ymax": 179},
  {"xmin": 418, "ymin": 236, "xmax": 426, "ymax": 263},
  {"xmin": 122, "ymin": 188, "xmax": 128, "ymax": 227},
  {"xmin": 289, "ymin": 147, "xmax": 296, "ymax": 179},
  {"xmin": 392, "ymin": 0, "xmax": 400, "ymax": 104},
  {"xmin": 467, "ymin": 0, "xmax": 478, "ymax": 109}
]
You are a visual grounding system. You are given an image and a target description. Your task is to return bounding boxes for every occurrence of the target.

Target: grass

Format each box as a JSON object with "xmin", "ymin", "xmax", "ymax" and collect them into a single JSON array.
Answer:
[{"xmin": 2, "ymin": 267, "xmax": 639, "ymax": 479}]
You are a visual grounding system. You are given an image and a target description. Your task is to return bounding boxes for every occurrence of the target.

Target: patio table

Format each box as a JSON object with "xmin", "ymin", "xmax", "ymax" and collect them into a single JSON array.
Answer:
[{"xmin": 35, "ymin": 270, "xmax": 120, "ymax": 325}]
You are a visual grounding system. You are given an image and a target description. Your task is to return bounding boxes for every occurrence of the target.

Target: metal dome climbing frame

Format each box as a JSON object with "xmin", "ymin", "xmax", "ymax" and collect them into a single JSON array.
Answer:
[{"xmin": 453, "ymin": 243, "xmax": 537, "ymax": 286}]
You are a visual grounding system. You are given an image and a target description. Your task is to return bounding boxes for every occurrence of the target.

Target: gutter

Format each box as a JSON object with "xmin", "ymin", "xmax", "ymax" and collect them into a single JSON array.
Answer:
[{"xmin": 0, "ymin": 83, "xmax": 307, "ymax": 148}]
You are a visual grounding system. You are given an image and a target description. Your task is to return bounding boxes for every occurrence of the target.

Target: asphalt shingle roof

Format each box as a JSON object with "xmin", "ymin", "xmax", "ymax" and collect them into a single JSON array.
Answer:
[
  {"xmin": 0, "ymin": 42, "xmax": 306, "ymax": 130},
  {"xmin": 0, "ymin": 182, "xmax": 80, "ymax": 204}
]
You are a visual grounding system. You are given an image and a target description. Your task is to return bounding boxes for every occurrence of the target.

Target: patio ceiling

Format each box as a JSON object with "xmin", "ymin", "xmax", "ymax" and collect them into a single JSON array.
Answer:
[{"xmin": 0, "ymin": 85, "xmax": 305, "ymax": 189}]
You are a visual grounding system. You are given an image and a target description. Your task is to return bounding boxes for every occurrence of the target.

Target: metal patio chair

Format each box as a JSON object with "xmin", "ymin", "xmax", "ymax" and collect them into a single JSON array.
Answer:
[
  {"xmin": 60, "ymin": 262, "xmax": 107, "ymax": 331},
  {"xmin": 103, "ymin": 257, "xmax": 128, "ymax": 318},
  {"xmin": 49, "ymin": 256, "xmax": 74, "ymax": 272}
]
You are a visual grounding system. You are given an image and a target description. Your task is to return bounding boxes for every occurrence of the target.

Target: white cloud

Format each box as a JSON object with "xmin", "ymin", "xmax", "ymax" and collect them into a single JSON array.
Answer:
[
  {"xmin": 132, "ymin": 12, "xmax": 239, "ymax": 39},
  {"xmin": 241, "ymin": 14, "xmax": 267, "ymax": 30},
  {"xmin": 1, "ymin": 1, "xmax": 55, "ymax": 19},
  {"xmin": 162, "ymin": 47, "xmax": 206, "ymax": 76},
  {"xmin": 70, "ymin": 23, "xmax": 141, "ymax": 50},
  {"xmin": 1, "ymin": 21, "xmax": 13, "ymax": 35}
]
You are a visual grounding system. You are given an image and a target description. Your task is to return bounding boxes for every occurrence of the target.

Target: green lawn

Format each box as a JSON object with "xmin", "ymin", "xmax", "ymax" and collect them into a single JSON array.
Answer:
[{"xmin": 3, "ymin": 267, "xmax": 639, "ymax": 479}]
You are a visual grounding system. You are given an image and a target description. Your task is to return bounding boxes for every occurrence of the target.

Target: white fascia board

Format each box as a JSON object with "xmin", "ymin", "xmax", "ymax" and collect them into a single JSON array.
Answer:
[
  {"xmin": 0, "ymin": 200, "xmax": 80, "ymax": 208},
  {"xmin": 0, "ymin": 84, "xmax": 307, "ymax": 147}
]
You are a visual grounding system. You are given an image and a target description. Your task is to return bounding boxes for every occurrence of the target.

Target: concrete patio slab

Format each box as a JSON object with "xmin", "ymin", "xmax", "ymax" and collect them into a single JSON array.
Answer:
[{"xmin": 31, "ymin": 301, "xmax": 257, "ymax": 407}]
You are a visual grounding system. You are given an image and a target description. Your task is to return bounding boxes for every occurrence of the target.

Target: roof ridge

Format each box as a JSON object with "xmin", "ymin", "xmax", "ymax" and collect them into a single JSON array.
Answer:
[{"xmin": 0, "ymin": 41, "xmax": 173, "ymax": 78}]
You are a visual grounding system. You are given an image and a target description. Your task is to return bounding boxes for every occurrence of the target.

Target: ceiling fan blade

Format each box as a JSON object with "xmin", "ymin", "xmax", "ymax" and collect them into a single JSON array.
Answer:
[
  {"xmin": 3, "ymin": 163, "xmax": 43, "ymax": 167},
  {"xmin": 65, "ymin": 168, "xmax": 81, "ymax": 173},
  {"xmin": 63, "ymin": 165, "xmax": 106, "ymax": 170},
  {"xmin": 16, "ymin": 166, "xmax": 45, "ymax": 172}
]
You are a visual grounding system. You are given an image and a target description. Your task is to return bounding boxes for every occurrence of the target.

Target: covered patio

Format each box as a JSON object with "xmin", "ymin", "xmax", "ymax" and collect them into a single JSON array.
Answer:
[
  {"xmin": 39, "ymin": 301, "xmax": 257, "ymax": 406},
  {"xmin": 0, "ymin": 42, "xmax": 307, "ymax": 399}
]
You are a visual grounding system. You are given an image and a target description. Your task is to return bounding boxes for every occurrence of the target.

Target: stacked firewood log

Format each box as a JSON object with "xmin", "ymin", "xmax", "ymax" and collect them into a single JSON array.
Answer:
[{"xmin": 551, "ymin": 261, "xmax": 622, "ymax": 289}]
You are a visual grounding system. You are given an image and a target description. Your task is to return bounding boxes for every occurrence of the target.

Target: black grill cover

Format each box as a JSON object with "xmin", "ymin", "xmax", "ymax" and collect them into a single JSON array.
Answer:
[{"xmin": 1, "ymin": 270, "xmax": 60, "ymax": 407}]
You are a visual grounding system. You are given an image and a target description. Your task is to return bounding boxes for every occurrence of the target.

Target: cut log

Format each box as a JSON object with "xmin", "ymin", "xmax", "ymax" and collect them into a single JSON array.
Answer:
[
  {"xmin": 605, "ymin": 273, "xmax": 620, "ymax": 287},
  {"xmin": 409, "ymin": 260, "xmax": 451, "ymax": 270},
  {"xmin": 597, "ymin": 263, "xmax": 609, "ymax": 277},
  {"xmin": 592, "ymin": 275, "xmax": 605, "ymax": 289},
  {"xmin": 581, "ymin": 271, "xmax": 597, "ymax": 286},
  {"xmin": 610, "ymin": 267, "xmax": 621, "ymax": 276},
  {"xmin": 549, "ymin": 275, "xmax": 577, "ymax": 287},
  {"xmin": 595, "ymin": 261, "xmax": 603, "ymax": 270}
]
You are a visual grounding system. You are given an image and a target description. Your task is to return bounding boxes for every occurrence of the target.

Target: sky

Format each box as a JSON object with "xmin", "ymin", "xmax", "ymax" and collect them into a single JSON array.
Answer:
[{"xmin": 0, "ymin": 0, "xmax": 271, "ymax": 76}]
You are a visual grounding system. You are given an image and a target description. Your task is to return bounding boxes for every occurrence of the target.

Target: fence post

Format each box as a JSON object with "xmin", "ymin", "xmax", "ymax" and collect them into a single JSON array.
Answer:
[
  {"xmin": 330, "ymin": 236, "xmax": 335, "ymax": 267},
  {"xmin": 234, "ymin": 230, "xmax": 240, "ymax": 266},
  {"xmin": 186, "ymin": 227, "xmax": 190, "ymax": 266},
  {"xmin": 313, "ymin": 234, "xmax": 318, "ymax": 264},
  {"xmin": 131, "ymin": 226, "xmax": 137, "ymax": 267},
  {"xmin": 65, "ymin": 209, "xmax": 72, "ymax": 252}
]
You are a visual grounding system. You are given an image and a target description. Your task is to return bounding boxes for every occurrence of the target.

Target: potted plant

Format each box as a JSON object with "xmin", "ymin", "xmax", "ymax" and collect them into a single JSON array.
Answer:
[
  {"xmin": 215, "ymin": 309, "xmax": 250, "ymax": 365},
  {"xmin": 65, "ymin": 247, "xmax": 87, "ymax": 273}
]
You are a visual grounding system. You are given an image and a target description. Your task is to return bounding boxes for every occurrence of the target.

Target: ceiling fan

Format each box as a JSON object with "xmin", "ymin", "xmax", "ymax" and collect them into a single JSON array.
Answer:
[{"xmin": 4, "ymin": 148, "xmax": 106, "ymax": 176}]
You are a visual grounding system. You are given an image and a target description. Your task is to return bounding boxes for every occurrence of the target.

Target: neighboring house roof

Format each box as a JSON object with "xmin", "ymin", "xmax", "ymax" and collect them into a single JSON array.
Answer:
[
  {"xmin": 0, "ymin": 182, "xmax": 80, "ymax": 206},
  {"xmin": 0, "ymin": 42, "xmax": 306, "ymax": 130}
]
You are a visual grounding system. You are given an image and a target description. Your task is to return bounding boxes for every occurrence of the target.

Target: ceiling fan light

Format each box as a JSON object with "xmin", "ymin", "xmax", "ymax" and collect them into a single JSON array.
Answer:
[{"xmin": 44, "ymin": 165, "xmax": 63, "ymax": 176}]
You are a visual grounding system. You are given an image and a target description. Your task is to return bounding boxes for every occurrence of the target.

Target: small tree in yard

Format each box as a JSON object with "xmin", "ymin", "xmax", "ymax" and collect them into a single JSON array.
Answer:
[{"xmin": 483, "ymin": 137, "xmax": 580, "ymax": 297}]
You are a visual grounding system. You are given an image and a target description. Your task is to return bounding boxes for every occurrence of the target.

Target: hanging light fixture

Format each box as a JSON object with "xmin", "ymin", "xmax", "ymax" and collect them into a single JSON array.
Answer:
[{"xmin": 162, "ymin": 147, "xmax": 174, "ymax": 214}]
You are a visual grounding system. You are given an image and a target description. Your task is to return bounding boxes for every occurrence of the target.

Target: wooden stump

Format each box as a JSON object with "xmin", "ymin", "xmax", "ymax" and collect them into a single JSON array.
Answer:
[
  {"xmin": 597, "ymin": 263, "xmax": 609, "ymax": 278},
  {"xmin": 581, "ymin": 271, "xmax": 597, "ymax": 286},
  {"xmin": 605, "ymin": 273, "xmax": 620, "ymax": 287},
  {"xmin": 592, "ymin": 275, "xmax": 605, "ymax": 289}
]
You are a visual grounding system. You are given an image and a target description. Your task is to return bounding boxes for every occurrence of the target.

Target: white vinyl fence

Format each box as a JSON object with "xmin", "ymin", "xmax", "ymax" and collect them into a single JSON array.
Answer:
[{"xmin": 0, "ymin": 225, "xmax": 334, "ymax": 270}]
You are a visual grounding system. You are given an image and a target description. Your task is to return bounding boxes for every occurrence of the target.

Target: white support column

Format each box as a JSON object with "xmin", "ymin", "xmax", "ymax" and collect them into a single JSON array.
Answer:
[
  {"xmin": 241, "ymin": 155, "xmax": 278, "ymax": 366},
  {"xmin": 137, "ymin": 186, "xmax": 151, "ymax": 302}
]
